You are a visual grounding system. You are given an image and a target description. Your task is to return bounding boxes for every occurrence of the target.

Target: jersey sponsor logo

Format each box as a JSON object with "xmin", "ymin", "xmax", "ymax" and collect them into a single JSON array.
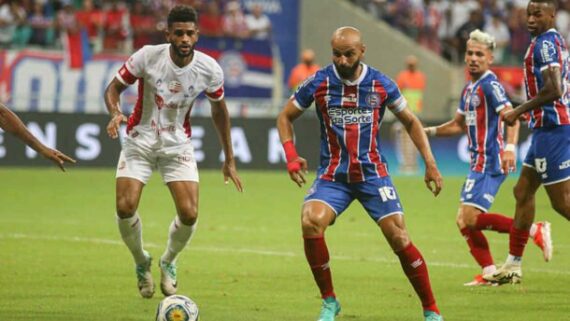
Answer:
[
  {"xmin": 342, "ymin": 93, "xmax": 357, "ymax": 104},
  {"xmin": 465, "ymin": 111, "xmax": 476, "ymax": 126},
  {"xmin": 365, "ymin": 92, "xmax": 381, "ymax": 108},
  {"xmin": 491, "ymin": 81, "xmax": 507, "ymax": 102},
  {"xmin": 327, "ymin": 107, "xmax": 373, "ymax": 125},
  {"xmin": 540, "ymin": 40, "xmax": 556, "ymax": 63},
  {"xmin": 559, "ymin": 159, "xmax": 570, "ymax": 170},
  {"xmin": 168, "ymin": 80, "xmax": 183, "ymax": 93},
  {"xmin": 378, "ymin": 186, "xmax": 397, "ymax": 202}
]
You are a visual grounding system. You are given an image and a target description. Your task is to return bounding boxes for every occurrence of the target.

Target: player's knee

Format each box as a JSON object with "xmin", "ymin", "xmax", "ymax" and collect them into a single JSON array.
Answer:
[
  {"xmin": 552, "ymin": 200, "xmax": 570, "ymax": 220},
  {"xmin": 301, "ymin": 209, "xmax": 328, "ymax": 235},
  {"xmin": 513, "ymin": 184, "xmax": 532, "ymax": 204},
  {"xmin": 387, "ymin": 231, "xmax": 410, "ymax": 252},
  {"xmin": 116, "ymin": 195, "xmax": 138, "ymax": 218},
  {"xmin": 177, "ymin": 203, "xmax": 198, "ymax": 225}
]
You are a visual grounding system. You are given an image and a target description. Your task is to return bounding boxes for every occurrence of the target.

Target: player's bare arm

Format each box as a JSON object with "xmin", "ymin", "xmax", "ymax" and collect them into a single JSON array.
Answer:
[
  {"xmin": 210, "ymin": 99, "xmax": 243, "ymax": 192},
  {"xmin": 0, "ymin": 104, "xmax": 75, "ymax": 171},
  {"xmin": 104, "ymin": 78, "xmax": 129, "ymax": 139},
  {"xmin": 396, "ymin": 107, "xmax": 443, "ymax": 196},
  {"xmin": 504, "ymin": 66, "xmax": 563, "ymax": 126},
  {"xmin": 500, "ymin": 106, "xmax": 520, "ymax": 173},
  {"xmin": 425, "ymin": 112, "xmax": 466, "ymax": 137},
  {"xmin": 276, "ymin": 99, "xmax": 308, "ymax": 187}
]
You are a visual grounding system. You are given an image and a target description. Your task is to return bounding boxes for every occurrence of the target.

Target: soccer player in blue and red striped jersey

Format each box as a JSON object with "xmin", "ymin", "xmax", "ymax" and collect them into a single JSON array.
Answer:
[
  {"xmin": 425, "ymin": 29, "xmax": 552, "ymax": 287},
  {"xmin": 277, "ymin": 26, "xmax": 444, "ymax": 321},
  {"xmin": 484, "ymin": 0, "xmax": 570, "ymax": 285}
]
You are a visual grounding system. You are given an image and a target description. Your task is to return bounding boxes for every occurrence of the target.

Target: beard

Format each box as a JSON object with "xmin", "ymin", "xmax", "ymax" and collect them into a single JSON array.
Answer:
[
  {"xmin": 335, "ymin": 60, "xmax": 360, "ymax": 79},
  {"xmin": 172, "ymin": 43, "xmax": 194, "ymax": 58}
]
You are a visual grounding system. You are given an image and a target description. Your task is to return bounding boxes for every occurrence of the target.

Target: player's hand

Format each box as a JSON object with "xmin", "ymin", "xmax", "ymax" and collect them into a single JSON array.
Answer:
[
  {"xmin": 503, "ymin": 109, "xmax": 519, "ymax": 126},
  {"xmin": 39, "ymin": 147, "xmax": 76, "ymax": 172},
  {"xmin": 222, "ymin": 159, "xmax": 243, "ymax": 192},
  {"xmin": 501, "ymin": 150, "xmax": 517, "ymax": 174},
  {"xmin": 424, "ymin": 163, "xmax": 443, "ymax": 197},
  {"xmin": 287, "ymin": 156, "xmax": 308, "ymax": 188},
  {"xmin": 106, "ymin": 112, "xmax": 126, "ymax": 139}
]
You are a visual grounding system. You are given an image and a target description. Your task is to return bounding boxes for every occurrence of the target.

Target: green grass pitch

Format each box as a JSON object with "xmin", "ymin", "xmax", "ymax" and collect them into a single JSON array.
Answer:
[{"xmin": 0, "ymin": 168, "xmax": 568, "ymax": 321}]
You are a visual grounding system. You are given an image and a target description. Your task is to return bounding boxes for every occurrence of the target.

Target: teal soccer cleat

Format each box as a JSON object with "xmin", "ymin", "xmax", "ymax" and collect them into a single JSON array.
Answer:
[
  {"xmin": 159, "ymin": 259, "xmax": 178, "ymax": 296},
  {"xmin": 317, "ymin": 297, "xmax": 341, "ymax": 321},
  {"xmin": 135, "ymin": 251, "xmax": 154, "ymax": 298},
  {"xmin": 424, "ymin": 310, "xmax": 444, "ymax": 321}
]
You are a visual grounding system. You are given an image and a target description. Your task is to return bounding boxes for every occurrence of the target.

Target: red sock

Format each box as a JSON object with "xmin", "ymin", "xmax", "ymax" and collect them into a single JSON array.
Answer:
[
  {"xmin": 460, "ymin": 227, "xmax": 494, "ymax": 268},
  {"xmin": 474, "ymin": 213, "xmax": 513, "ymax": 233},
  {"xmin": 304, "ymin": 235, "xmax": 335, "ymax": 299},
  {"xmin": 395, "ymin": 243, "xmax": 439, "ymax": 314},
  {"xmin": 510, "ymin": 225, "xmax": 530, "ymax": 257}
]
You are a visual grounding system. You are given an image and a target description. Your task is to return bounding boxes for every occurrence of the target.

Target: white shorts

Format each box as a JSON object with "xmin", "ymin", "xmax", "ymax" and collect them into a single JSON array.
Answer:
[{"xmin": 116, "ymin": 142, "xmax": 199, "ymax": 184}]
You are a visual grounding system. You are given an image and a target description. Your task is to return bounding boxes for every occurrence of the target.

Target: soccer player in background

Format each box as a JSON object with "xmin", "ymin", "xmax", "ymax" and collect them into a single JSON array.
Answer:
[
  {"xmin": 0, "ymin": 103, "xmax": 75, "ymax": 170},
  {"xmin": 104, "ymin": 5, "xmax": 243, "ymax": 298},
  {"xmin": 277, "ymin": 26, "xmax": 444, "ymax": 321},
  {"xmin": 424, "ymin": 29, "xmax": 552, "ymax": 286},
  {"xmin": 484, "ymin": 0, "xmax": 570, "ymax": 284}
]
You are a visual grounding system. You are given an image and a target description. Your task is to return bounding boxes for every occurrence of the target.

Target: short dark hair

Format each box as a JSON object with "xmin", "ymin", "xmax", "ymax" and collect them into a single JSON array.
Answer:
[
  {"xmin": 167, "ymin": 5, "xmax": 198, "ymax": 27},
  {"xmin": 530, "ymin": 0, "xmax": 558, "ymax": 9}
]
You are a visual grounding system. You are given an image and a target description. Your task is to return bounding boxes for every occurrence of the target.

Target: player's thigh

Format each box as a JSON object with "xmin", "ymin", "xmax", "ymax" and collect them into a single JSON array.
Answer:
[
  {"xmin": 167, "ymin": 181, "xmax": 199, "ymax": 223},
  {"xmin": 115, "ymin": 177, "xmax": 145, "ymax": 217},
  {"xmin": 157, "ymin": 144, "xmax": 199, "ymax": 184},
  {"xmin": 544, "ymin": 179, "xmax": 570, "ymax": 218},
  {"xmin": 460, "ymin": 171, "xmax": 505, "ymax": 213},
  {"xmin": 303, "ymin": 179, "xmax": 353, "ymax": 225},
  {"xmin": 353, "ymin": 176, "xmax": 404, "ymax": 223}
]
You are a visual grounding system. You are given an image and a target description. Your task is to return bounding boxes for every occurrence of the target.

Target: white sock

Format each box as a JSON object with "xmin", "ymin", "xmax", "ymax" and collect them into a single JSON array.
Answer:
[
  {"xmin": 482, "ymin": 265, "xmax": 496, "ymax": 275},
  {"xmin": 506, "ymin": 254, "xmax": 522, "ymax": 265},
  {"xmin": 529, "ymin": 223, "xmax": 538, "ymax": 239},
  {"xmin": 117, "ymin": 213, "xmax": 147, "ymax": 265},
  {"xmin": 161, "ymin": 216, "xmax": 196, "ymax": 264}
]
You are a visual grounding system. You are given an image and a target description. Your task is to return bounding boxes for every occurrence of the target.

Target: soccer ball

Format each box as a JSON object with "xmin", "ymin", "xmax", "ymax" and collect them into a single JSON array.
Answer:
[{"xmin": 155, "ymin": 295, "xmax": 199, "ymax": 321}]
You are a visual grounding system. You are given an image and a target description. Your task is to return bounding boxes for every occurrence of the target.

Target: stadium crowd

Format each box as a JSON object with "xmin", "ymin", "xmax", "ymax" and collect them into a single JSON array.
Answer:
[
  {"xmin": 0, "ymin": 0, "xmax": 271, "ymax": 53},
  {"xmin": 348, "ymin": 0, "xmax": 570, "ymax": 65}
]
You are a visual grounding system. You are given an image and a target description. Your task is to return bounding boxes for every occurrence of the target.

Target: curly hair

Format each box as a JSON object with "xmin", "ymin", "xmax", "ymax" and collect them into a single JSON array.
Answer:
[{"xmin": 167, "ymin": 5, "xmax": 198, "ymax": 27}]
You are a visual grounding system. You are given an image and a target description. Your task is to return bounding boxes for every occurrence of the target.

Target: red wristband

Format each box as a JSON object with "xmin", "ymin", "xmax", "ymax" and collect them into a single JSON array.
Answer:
[{"xmin": 282, "ymin": 140, "xmax": 299, "ymax": 163}]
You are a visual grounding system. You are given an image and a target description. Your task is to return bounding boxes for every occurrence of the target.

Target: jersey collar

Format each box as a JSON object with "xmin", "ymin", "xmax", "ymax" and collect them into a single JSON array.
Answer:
[{"xmin": 333, "ymin": 63, "xmax": 368, "ymax": 86}]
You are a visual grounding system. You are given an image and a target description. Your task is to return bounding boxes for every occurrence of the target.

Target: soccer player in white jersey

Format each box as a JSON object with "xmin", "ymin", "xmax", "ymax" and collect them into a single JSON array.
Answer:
[
  {"xmin": 104, "ymin": 5, "xmax": 243, "ymax": 298},
  {"xmin": 0, "ymin": 103, "xmax": 75, "ymax": 170}
]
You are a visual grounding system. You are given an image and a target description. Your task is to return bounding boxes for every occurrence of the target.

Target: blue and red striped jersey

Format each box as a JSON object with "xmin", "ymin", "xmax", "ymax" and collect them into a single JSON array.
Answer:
[
  {"xmin": 524, "ymin": 28, "xmax": 570, "ymax": 129},
  {"xmin": 293, "ymin": 63, "xmax": 407, "ymax": 183},
  {"xmin": 458, "ymin": 70, "xmax": 511, "ymax": 174}
]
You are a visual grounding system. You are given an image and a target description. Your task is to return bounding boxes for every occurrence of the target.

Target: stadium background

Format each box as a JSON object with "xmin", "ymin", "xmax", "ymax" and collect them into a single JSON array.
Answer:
[{"xmin": 1, "ymin": 1, "xmax": 569, "ymax": 321}]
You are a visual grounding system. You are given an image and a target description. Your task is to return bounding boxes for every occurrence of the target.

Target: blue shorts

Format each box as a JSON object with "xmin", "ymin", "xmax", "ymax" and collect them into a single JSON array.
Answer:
[
  {"xmin": 523, "ymin": 125, "xmax": 570, "ymax": 185},
  {"xmin": 460, "ymin": 171, "xmax": 506, "ymax": 212},
  {"xmin": 304, "ymin": 177, "xmax": 404, "ymax": 222}
]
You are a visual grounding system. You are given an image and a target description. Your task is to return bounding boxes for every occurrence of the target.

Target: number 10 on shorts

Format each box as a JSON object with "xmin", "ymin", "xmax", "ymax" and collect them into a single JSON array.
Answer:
[{"xmin": 378, "ymin": 186, "xmax": 397, "ymax": 202}]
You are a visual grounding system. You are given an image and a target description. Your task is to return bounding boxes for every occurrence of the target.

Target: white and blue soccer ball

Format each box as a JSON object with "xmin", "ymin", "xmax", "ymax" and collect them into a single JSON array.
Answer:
[{"xmin": 155, "ymin": 295, "xmax": 199, "ymax": 321}]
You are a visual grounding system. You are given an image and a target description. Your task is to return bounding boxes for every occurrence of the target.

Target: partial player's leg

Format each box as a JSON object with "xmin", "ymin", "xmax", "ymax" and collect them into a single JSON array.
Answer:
[
  {"xmin": 159, "ymin": 181, "xmax": 199, "ymax": 296},
  {"xmin": 378, "ymin": 215, "xmax": 441, "ymax": 320},
  {"xmin": 544, "ymin": 177, "xmax": 570, "ymax": 220},
  {"xmin": 302, "ymin": 179, "xmax": 351, "ymax": 321},
  {"xmin": 115, "ymin": 148, "xmax": 155, "ymax": 298},
  {"xmin": 484, "ymin": 166, "xmax": 542, "ymax": 284}
]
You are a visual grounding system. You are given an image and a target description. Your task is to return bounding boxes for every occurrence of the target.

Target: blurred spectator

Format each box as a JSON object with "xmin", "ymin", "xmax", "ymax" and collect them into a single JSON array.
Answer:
[
  {"xmin": 245, "ymin": 3, "xmax": 271, "ymax": 40},
  {"xmin": 55, "ymin": 1, "xmax": 80, "ymax": 44},
  {"xmin": 449, "ymin": 0, "xmax": 479, "ymax": 36},
  {"xmin": 130, "ymin": 2, "xmax": 158, "ymax": 50},
  {"xmin": 557, "ymin": 1, "xmax": 570, "ymax": 47},
  {"xmin": 506, "ymin": 5, "xmax": 530, "ymax": 64},
  {"xmin": 75, "ymin": 0, "xmax": 104, "ymax": 50},
  {"xmin": 287, "ymin": 49, "xmax": 320, "ymax": 92},
  {"xmin": 28, "ymin": 1, "xmax": 54, "ymax": 47},
  {"xmin": 102, "ymin": 0, "xmax": 128, "ymax": 52},
  {"xmin": 484, "ymin": 13, "xmax": 510, "ymax": 64},
  {"xmin": 0, "ymin": 0, "xmax": 26, "ymax": 48},
  {"xmin": 222, "ymin": 0, "xmax": 249, "ymax": 39},
  {"xmin": 415, "ymin": 0, "xmax": 442, "ymax": 53},
  {"xmin": 199, "ymin": 0, "xmax": 223, "ymax": 37},
  {"xmin": 454, "ymin": 9, "xmax": 484, "ymax": 57}
]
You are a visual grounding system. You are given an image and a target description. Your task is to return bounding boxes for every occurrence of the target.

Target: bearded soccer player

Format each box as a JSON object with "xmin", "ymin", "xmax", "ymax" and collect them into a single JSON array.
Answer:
[
  {"xmin": 483, "ymin": 0, "xmax": 570, "ymax": 284},
  {"xmin": 425, "ymin": 29, "xmax": 552, "ymax": 286},
  {"xmin": 0, "ymin": 103, "xmax": 75, "ymax": 170},
  {"xmin": 277, "ymin": 26, "xmax": 444, "ymax": 321},
  {"xmin": 105, "ymin": 5, "xmax": 243, "ymax": 298}
]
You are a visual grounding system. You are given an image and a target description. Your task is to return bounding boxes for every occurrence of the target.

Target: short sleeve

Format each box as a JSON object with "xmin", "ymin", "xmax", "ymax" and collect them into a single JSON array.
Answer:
[
  {"xmin": 484, "ymin": 80, "xmax": 512, "ymax": 113},
  {"xmin": 205, "ymin": 61, "xmax": 225, "ymax": 101},
  {"xmin": 383, "ymin": 77, "xmax": 407, "ymax": 114},
  {"xmin": 117, "ymin": 47, "xmax": 146, "ymax": 86},
  {"xmin": 292, "ymin": 74, "xmax": 317, "ymax": 110},
  {"xmin": 535, "ymin": 37, "xmax": 561, "ymax": 71},
  {"xmin": 457, "ymin": 86, "xmax": 467, "ymax": 115}
]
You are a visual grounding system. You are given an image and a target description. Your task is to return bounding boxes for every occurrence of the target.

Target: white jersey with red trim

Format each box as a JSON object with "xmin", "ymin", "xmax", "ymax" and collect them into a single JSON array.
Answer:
[{"xmin": 116, "ymin": 44, "xmax": 224, "ymax": 148}]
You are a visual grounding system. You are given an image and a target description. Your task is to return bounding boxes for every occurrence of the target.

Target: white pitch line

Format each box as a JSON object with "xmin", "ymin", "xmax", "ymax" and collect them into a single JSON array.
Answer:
[{"xmin": 0, "ymin": 233, "xmax": 568, "ymax": 276}]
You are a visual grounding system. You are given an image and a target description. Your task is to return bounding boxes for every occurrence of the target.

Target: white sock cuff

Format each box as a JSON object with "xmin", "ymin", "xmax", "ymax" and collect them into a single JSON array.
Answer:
[
  {"xmin": 117, "ymin": 212, "xmax": 140, "ymax": 225},
  {"xmin": 175, "ymin": 215, "xmax": 197, "ymax": 229}
]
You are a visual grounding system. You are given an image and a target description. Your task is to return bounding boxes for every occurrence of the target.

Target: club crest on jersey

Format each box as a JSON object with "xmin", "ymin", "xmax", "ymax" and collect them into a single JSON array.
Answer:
[
  {"xmin": 365, "ymin": 92, "xmax": 381, "ymax": 108},
  {"xmin": 540, "ymin": 40, "xmax": 557, "ymax": 63},
  {"xmin": 168, "ymin": 80, "xmax": 183, "ymax": 93}
]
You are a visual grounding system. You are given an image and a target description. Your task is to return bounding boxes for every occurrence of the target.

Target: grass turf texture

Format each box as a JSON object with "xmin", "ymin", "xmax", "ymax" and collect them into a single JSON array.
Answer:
[{"xmin": 0, "ymin": 168, "xmax": 568, "ymax": 321}]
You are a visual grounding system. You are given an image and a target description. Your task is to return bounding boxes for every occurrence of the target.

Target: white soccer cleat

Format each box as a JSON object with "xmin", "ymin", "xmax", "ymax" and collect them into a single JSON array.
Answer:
[
  {"xmin": 482, "ymin": 263, "xmax": 522, "ymax": 285},
  {"xmin": 159, "ymin": 259, "xmax": 178, "ymax": 296},
  {"xmin": 135, "ymin": 251, "xmax": 155, "ymax": 298},
  {"xmin": 532, "ymin": 221, "xmax": 553, "ymax": 262}
]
